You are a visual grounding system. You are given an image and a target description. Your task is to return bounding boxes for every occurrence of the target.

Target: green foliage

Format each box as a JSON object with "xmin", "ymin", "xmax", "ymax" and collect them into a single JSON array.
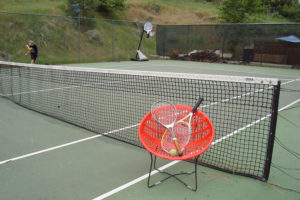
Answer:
[
  {"xmin": 65, "ymin": 0, "xmax": 127, "ymax": 18},
  {"xmin": 65, "ymin": 0, "xmax": 96, "ymax": 18},
  {"xmin": 219, "ymin": 0, "xmax": 264, "ymax": 23},
  {"xmin": 262, "ymin": 0, "xmax": 300, "ymax": 22},
  {"xmin": 262, "ymin": 0, "xmax": 297, "ymax": 14},
  {"xmin": 280, "ymin": 3, "xmax": 300, "ymax": 22},
  {"xmin": 95, "ymin": 0, "xmax": 127, "ymax": 13},
  {"xmin": 65, "ymin": 0, "xmax": 98, "ymax": 28}
]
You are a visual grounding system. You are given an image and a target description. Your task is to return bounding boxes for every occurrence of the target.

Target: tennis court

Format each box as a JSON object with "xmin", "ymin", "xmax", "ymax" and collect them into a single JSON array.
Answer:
[{"xmin": 0, "ymin": 60, "xmax": 299, "ymax": 200}]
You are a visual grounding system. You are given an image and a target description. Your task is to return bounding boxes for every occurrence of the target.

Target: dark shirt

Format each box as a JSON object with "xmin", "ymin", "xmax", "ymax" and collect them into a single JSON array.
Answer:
[{"xmin": 30, "ymin": 44, "xmax": 38, "ymax": 57}]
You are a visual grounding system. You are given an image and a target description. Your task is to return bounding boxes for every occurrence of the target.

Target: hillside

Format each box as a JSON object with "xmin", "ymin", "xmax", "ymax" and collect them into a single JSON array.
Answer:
[
  {"xmin": 122, "ymin": 0, "xmax": 220, "ymax": 24},
  {"xmin": 0, "ymin": 0, "xmax": 290, "ymax": 24}
]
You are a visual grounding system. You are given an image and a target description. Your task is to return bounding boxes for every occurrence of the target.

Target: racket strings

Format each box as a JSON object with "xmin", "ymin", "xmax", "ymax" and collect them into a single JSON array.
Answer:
[
  {"xmin": 151, "ymin": 102, "xmax": 177, "ymax": 126},
  {"xmin": 151, "ymin": 111, "xmax": 213, "ymax": 156}
]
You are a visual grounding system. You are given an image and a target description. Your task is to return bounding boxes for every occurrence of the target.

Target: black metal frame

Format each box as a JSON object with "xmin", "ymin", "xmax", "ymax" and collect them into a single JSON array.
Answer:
[
  {"xmin": 147, "ymin": 153, "xmax": 200, "ymax": 191},
  {"xmin": 263, "ymin": 81, "xmax": 281, "ymax": 181}
]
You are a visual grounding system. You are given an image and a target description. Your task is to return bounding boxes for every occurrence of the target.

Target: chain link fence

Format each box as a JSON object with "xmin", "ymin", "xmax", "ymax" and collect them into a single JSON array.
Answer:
[
  {"xmin": 156, "ymin": 23, "xmax": 300, "ymax": 66},
  {"xmin": 0, "ymin": 11, "xmax": 156, "ymax": 64},
  {"xmin": 1, "ymin": 11, "xmax": 300, "ymax": 67}
]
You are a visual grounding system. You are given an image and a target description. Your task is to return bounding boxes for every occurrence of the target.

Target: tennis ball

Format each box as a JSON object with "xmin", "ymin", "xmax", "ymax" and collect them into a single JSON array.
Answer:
[{"xmin": 170, "ymin": 149, "xmax": 177, "ymax": 156}]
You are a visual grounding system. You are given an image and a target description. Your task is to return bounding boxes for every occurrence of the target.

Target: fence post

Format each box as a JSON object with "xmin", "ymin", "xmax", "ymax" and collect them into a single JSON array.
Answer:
[
  {"xmin": 162, "ymin": 25, "xmax": 166, "ymax": 57},
  {"xmin": 187, "ymin": 25, "xmax": 190, "ymax": 54},
  {"xmin": 112, "ymin": 20, "xmax": 114, "ymax": 61},
  {"xmin": 78, "ymin": 16, "xmax": 81, "ymax": 63},
  {"xmin": 34, "ymin": 14, "xmax": 39, "ymax": 64}
]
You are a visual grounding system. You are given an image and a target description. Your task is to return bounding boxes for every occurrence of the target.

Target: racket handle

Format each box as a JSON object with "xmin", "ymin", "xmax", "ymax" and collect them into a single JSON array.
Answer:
[
  {"xmin": 191, "ymin": 97, "xmax": 204, "ymax": 113},
  {"xmin": 173, "ymin": 139, "xmax": 183, "ymax": 156}
]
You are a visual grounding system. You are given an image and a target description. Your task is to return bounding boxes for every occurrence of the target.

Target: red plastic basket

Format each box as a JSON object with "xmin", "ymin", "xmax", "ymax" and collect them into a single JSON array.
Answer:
[{"xmin": 139, "ymin": 104, "xmax": 214, "ymax": 160}]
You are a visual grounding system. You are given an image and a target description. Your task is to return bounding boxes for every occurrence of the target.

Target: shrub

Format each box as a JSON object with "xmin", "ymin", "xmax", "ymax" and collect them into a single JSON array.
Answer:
[
  {"xmin": 280, "ymin": 3, "xmax": 300, "ymax": 21},
  {"xmin": 96, "ymin": 0, "xmax": 127, "ymax": 13},
  {"xmin": 219, "ymin": 0, "xmax": 263, "ymax": 23},
  {"xmin": 66, "ymin": 0, "xmax": 96, "ymax": 18}
]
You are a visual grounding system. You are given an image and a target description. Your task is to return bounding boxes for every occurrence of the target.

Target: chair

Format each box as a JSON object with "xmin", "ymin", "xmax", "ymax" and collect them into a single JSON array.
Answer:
[{"xmin": 139, "ymin": 104, "xmax": 214, "ymax": 191}]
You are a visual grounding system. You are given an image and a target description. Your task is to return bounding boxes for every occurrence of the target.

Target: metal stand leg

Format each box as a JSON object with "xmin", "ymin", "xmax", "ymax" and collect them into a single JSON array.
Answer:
[{"xmin": 147, "ymin": 153, "xmax": 199, "ymax": 191}]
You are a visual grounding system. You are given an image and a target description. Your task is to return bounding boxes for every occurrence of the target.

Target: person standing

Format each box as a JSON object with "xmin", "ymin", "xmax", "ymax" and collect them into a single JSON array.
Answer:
[{"xmin": 25, "ymin": 40, "xmax": 38, "ymax": 64}]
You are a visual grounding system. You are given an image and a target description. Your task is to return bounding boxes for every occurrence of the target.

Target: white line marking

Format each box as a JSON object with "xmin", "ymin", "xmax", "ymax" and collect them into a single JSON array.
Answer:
[
  {"xmin": 282, "ymin": 78, "xmax": 300, "ymax": 85},
  {"xmin": 279, "ymin": 98, "xmax": 300, "ymax": 112},
  {"xmin": 212, "ymin": 115, "xmax": 270, "ymax": 145},
  {"xmin": 211, "ymin": 78, "xmax": 298, "ymax": 144},
  {"xmin": 138, "ymin": 63, "xmax": 300, "ymax": 80},
  {"xmin": 0, "ymin": 76, "xmax": 157, "ymax": 97},
  {"xmin": 0, "ymin": 135, "xmax": 101, "ymax": 165},
  {"xmin": 0, "ymin": 124, "xmax": 139, "ymax": 165},
  {"xmin": 0, "ymin": 61, "xmax": 280, "ymax": 85},
  {"xmin": 92, "ymin": 161, "xmax": 179, "ymax": 200},
  {"xmin": 0, "ymin": 80, "xmax": 123, "ymax": 97}
]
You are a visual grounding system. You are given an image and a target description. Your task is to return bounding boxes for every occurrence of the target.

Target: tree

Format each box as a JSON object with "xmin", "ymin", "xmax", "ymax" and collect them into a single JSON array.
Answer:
[
  {"xmin": 280, "ymin": 1, "xmax": 300, "ymax": 22},
  {"xmin": 219, "ymin": 0, "xmax": 263, "ymax": 23},
  {"xmin": 66, "ymin": 0, "xmax": 127, "ymax": 17},
  {"xmin": 66, "ymin": 0, "xmax": 96, "ymax": 18},
  {"xmin": 262, "ymin": 0, "xmax": 295, "ymax": 13},
  {"xmin": 96, "ymin": 0, "xmax": 127, "ymax": 13}
]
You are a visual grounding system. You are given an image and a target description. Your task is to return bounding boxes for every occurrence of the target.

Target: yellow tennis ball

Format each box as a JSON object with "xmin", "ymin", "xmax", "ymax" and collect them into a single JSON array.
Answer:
[{"xmin": 170, "ymin": 149, "xmax": 177, "ymax": 156}]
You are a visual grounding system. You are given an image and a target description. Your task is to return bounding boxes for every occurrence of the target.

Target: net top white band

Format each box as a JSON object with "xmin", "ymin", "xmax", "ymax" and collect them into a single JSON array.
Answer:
[{"xmin": 0, "ymin": 61, "xmax": 279, "ymax": 85}]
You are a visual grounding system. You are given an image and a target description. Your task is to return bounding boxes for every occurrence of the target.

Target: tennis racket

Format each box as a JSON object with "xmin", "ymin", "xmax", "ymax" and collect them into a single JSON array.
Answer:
[
  {"xmin": 161, "ymin": 97, "xmax": 204, "ymax": 156},
  {"xmin": 151, "ymin": 101, "xmax": 182, "ymax": 156}
]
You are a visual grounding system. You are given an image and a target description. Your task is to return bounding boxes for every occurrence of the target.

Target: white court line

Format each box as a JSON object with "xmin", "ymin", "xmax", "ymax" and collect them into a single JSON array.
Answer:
[
  {"xmin": 282, "ymin": 78, "xmax": 300, "ymax": 85},
  {"xmin": 92, "ymin": 98, "xmax": 300, "ymax": 200},
  {"xmin": 0, "ymin": 124, "xmax": 139, "ymax": 165},
  {"xmin": 210, "ymin": 78, "xmax": 299, "ymax": 142},
  {"xmin": 92, "ymin": 160, "xmax": 180, "ymax": 200},
  {"xmin": 0, "ymin": 135, "xmax": 101, "ymax": 165},
  {"xmin": 0, "ymin": 79, "xmax": 124, "ymax": 97},
  {"xmin": 0, "ymin": 75, "xmax": 157, "ymax": 97},
  {"xmin": 201, "ymin": 77, "xmax": 297, "ymax": 110},
  {"xmin": 142, "ymin": 63, "xmax": 300, "ymax": 80},
  {"xmin": 278, "ymin": 98, "xmax": 300, "ymax": 112}
]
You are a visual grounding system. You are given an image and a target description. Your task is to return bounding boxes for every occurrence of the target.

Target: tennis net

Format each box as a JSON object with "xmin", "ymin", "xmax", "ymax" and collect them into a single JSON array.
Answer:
[{"xmin": 0, "ymin": 61, "xmax": 280, "ymax": 181}]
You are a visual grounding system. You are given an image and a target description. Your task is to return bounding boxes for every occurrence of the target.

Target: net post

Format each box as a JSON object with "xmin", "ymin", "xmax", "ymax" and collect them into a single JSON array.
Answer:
[{"xmin": 263, "ymin": 80, "xmax": 281, "ymax": 181}]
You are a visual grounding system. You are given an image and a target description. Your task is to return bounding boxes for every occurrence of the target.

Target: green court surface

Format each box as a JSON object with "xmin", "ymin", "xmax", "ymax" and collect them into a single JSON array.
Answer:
[{"xmin": 0, "ymin": 60, "xmax": 299, "ymax": 200}]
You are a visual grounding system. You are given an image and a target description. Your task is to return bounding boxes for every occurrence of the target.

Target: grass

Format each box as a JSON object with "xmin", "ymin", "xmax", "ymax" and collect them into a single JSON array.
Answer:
[
  {"xmin": 253, "ymin": 12, "xmax": 290, "ymax": 23},
  {"xmin": 0, "ymin": 0, "xmax": 65, "ymax": 15},
  {"xmin": 124, "ymin": 0, "xmax": 220, "ymax": 24}
]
